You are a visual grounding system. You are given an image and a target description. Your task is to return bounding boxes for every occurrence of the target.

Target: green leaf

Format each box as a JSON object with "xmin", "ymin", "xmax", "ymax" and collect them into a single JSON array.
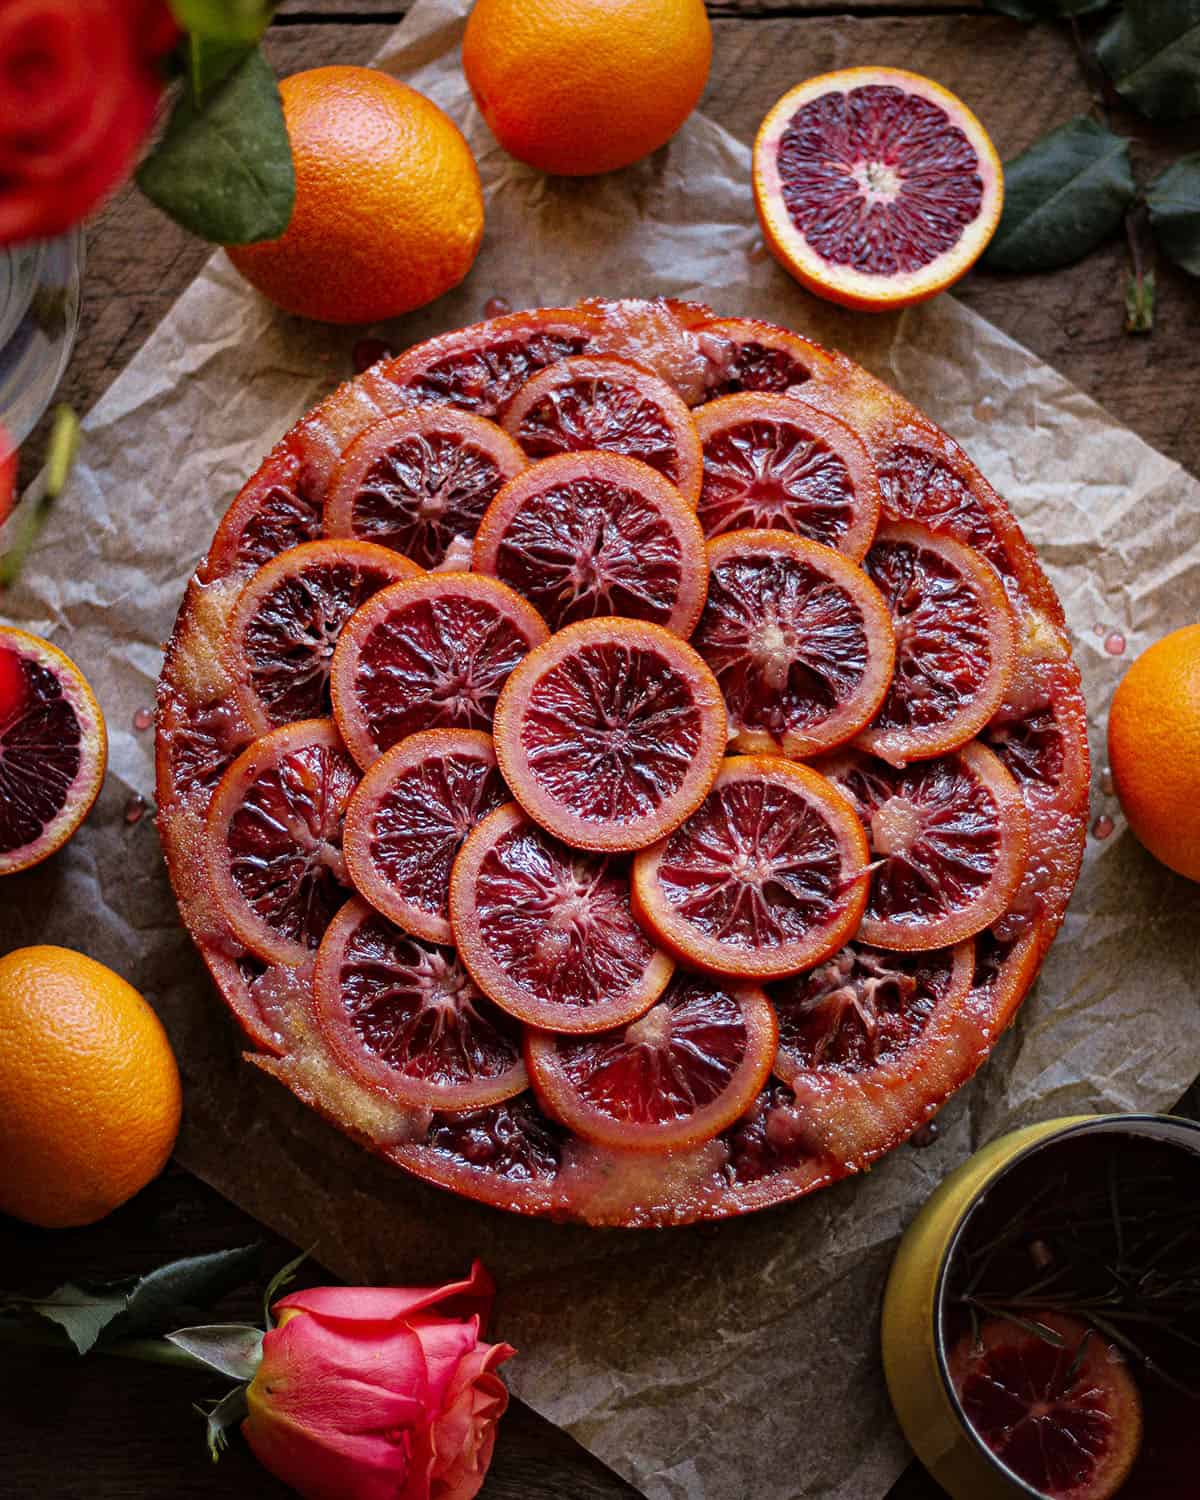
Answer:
[
  {"xmin": 262, "ymin": 1246, "xmax": 313, "ymax": 1327},
  {"xmin": 981, "ymin": 0, "xmax": 1113, "ymax": 21},
  {"xmin": 1124, "ymin": 268, "xmax": 1156, "ymax": 332},
  {"xmin": 983, "ymin": 116, "xmax": 1136, "ymax": 272},
  {"xmin": 190, "ymin": 34, "xmax": 254, "ymax": 106},
  {"xmin": 170, "ymin": 0, "xmax": 274, "ymax": 44},
  {"xmin": 166, "ymin": 1324, "xmax": 264, "ymax": 1381},
  {"xmin": 137, "ymin": 49, "xmax": 295, "ymax": 245},
  {"xmin": 1096, "ymin": 0, "xmax": 1200, "ymax": 121},
  {"xmin": 116, "ymin": 1245, "xmax": 261, "ymax": 1339},
  {"xmin": 1147, "ymin": 153, "xmax": 1200, "ymax": 274},
  {"xmin": 200, "ymin": 1383, "xmax": 250, "ymax": 1462},
  {"xmin": 7, "ymin": 1284, "xmax": 128, "ymax": 1355}
]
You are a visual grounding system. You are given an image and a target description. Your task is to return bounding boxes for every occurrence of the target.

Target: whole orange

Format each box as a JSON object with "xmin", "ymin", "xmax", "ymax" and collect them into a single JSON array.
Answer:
[
  {"xmin": 0, "ymin": 946, "xmax": 182, "ymax": 1227},
  {"xmin": 1107, "ymin": 623, "xmax": 1200, "ymax": 882},
  {"xmin": 226, "ymin": 66, "xmax": 484, "ymax": 325},
  {"xmin": 462, "ymin": 0, "xmax": 712, "ymax": 177}
]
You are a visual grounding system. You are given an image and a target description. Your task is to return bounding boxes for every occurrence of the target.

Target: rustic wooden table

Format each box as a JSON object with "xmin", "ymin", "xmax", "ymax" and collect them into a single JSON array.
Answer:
[{"xmin": 4, "ymin": 3, "xmax": 1198, "ymax": 1498}]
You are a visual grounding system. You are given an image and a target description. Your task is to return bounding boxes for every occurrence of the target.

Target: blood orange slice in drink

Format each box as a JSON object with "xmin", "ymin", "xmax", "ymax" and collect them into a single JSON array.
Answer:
[
  {"xmin": 694, "ymin": 392, "xmax": 881, "ymax": 558},
  {"xmin": 695, "ymin": 317, "xmax": 838, "ymax": 402},
  {"xmin": 753, "ymin": 67, "xmax": 1003, "ymax": 311},
  {"xmin": 493, "ymin": 617, "xmax": 727, "ymax": 852},
  {"xmin": 323, "ymin": 407, "xmax": 527, "ymax": 569},
  {"xmin": 313, "ymin": 896, "xmax": 527, "ymax": 1110},
  {"xmin": 204, "ymin": 719, "xmax": 359, "ymax": 966},
  {"xmin": 343, "ymin": 728, "xmax": 507, "ymax": 944},
  {"xmin": 524, "ymin": 972, "xmax": 778, "ymax": 1151},
  {"xmin": 471, "ymin": 452, "xmax": 708, "ymax": 636},
  {"xmin": 0, "ymin": 627, "xmax": 107, "ymax": 876},
  {"xmin": 949, "ymin": 1313, "xmax": 1143, "ymax": 1500},
  {"xmin": 449, "ymin": 802, "xmax": 674, "ymax": 1033},
  {"xmin": 331, "ymin": 573, "xmax": 549, "ymax": 771},
  {"xmin": 224, "ymin": 540, "xmax": 421, "ymax": 736},
  {"xmin": 500, "ymin": 355, "xmax": 704, "ymax": 504},
  {"xmin": 858, "ymin": 520, "xmax": 1016, "ymax": 765},
  {"xmin": 820, "ymin": 743, "xmax": 1028, "ymax": 950},
  {"xmin": 632, "ymin": 756, "xmax": 869, "ymax": 979},
  {"xmin": 691, "ymin": 528, "xmax": 895, "ymax": 758},
  {"xmin": 201, "ymin": 444, "xmax": 321, "ymax": 584}
]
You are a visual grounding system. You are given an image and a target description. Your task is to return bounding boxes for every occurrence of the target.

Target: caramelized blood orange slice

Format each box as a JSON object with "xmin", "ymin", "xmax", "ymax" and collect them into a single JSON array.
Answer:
[
  {"xmin": 471, "ymin": 452, "xmax": 708, "ymax": 636},
  {"xmin": 204, "ymin": 719, "xmax": 359, "ymax": 966},
  {"xmin": 970, "ymin": 920, "xmax": 1043, "ymax": 1041},
  {"xmin": 753, "ymin": 67, "xmax": 1003, "ymax": 311},
  {"xmin": 524, "ymin": 972, "xmax": 778, "ymax": 1151},
  {"xmin": 313, "ymin": 896, "xmax": 527, "ymax": 1110},
  {"xmin": 202, "ymin": 444, "xmax": 321, "ymax": 584},
  {"xmin": 696, "ymin": 317, "xmax": 837, "ymax": 402},
  {"xmin": 858, "ymin": 520, "xmax": 1016, "ymax": 765},
  {"xmin": 632, "ymin": 756, "xmax": 869, "ymax": 979},
  {"xmin": 691, "ymin": 528, "xmax": 896, "ymax": 758},
  {"xmin": 493, "ymin": 617, "xmax": 727, "ymax": 852},
  {"xmin": 500, "ymin": 355, "xmax": 704, "ymax": 504},
  {"xmin": 820, "ymin": 743, "xmax": 1029, "ymax": 950},
  {"xmin": 224, "ymin": 540, "xmax": 421, "ymax": 736},
  {"xmin": 155, "ymin": 691, "xmax": 252, "ymax": 816},
  {"xmin": 0, "ymin": 627, "xmax": 107, "ymax": 876},
  {"xmin": 694, "ymin": 392, "xmax": 881, "ymax": 558},
  {"xmin": 331, "ymin": 573, "xmax": 549, "ymax": 770},
  {"xmin": 949, "ymin": 1313, "xmax": 1143, "ymax": 1500},
  {"xmin": 449, "ymin": 802, "xmax": 674, "ymax": 1033},
  {"xmin": 323, "ymin": 407, "xmax": 527, "ymax": 569},
  {"xmin": 343, "ymin": 728, "xmax": 506, "ymax": 944}
]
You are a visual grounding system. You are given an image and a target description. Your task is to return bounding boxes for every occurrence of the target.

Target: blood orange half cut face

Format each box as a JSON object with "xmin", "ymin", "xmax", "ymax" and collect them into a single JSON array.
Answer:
[
  {"xmin": 323, "ymin": 407, "xmax": 527, "ymax": 570},
  {"xmin": 492, "ymin": 617, "xmax": 727, "ymax": 852},
  {"xmin": 695, "ymin": 317, "xmax": 837, "ymax": 403},
  {"xmin": 632, "ymin": 756, "xmax": 869, "ymax": 979},
  {"xmin": 820, "ymin": 743, "xmax": 1028, "ymax": 951},
  {"xmin": 525, "ymin": 972, "xmax": 778, "ymax": 1152},
  {"xmin": 858, "ymin": 520, "xmax": 1016, "ymax": 765},
  {"xmin": 330, "ymin": 573, "xmax": 549, "ymax": 771},
  {"xmin": 500, "ymin": 355, "xmax": 704, "ymax": 504},
  {"xmin": 204, "ymin": 719, "xmax": 359, "ymax": 967},
  {"xmin": 313, "ymin": 897, "xmax": 527, "ymax": 1111},
  {"xmin": 224, "ymin": 540, "xmax": 421, "ymax": 736},
  {"xmin": 694, "ymin": 392, "xmax": 881, "ymax": 558},
  {"xmin": 449, "ymin": 802, "xmax": 674, "ymax": 1033},
  {"xmin": 343, "ymin": 727, "xmax": 507, "ymax": 945},
  {"xmin": 471, "ymin": 452, "xmax": 708, "ymax": 636},
  {"xmin": 691, "ymin": 528, "xmax": 896, "ymax": 758}
]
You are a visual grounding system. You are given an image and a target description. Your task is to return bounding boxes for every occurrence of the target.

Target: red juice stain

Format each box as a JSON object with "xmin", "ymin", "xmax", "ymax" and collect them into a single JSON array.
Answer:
[
  {"xmin": 910, "ymin": 1121, "xmax": 940, "ymax": 1149},
  {"xmin": 1091, "ymin": 813, "xmax": 1114, "ymax": 840},
  {"xmin": 483, "ymin": 296, "xmax": 512, "ymax": 318},
  {"xmin": 1093, "ymin": 623, "xmax": 1105, "ymax": 637},
  {"xmin": 125, "ymin": 794, "xmax": 147, "ymax": 825},
  {"xmin": 132, "ymin": 707, "xmax": 153, "ymax": 733},
  {"xmin": 352, "ymin": 338, "xmax": 392, "ymax": 374},
  {"xmin": 1104, "ymin": 631, "xmax": 1126, "ymax": 656}
]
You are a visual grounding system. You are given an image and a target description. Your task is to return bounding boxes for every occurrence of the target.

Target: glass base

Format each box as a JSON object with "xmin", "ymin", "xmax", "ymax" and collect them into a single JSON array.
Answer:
[{"xmin": 0, "ymin": 228, "xmax": 84, "ymax": 445}]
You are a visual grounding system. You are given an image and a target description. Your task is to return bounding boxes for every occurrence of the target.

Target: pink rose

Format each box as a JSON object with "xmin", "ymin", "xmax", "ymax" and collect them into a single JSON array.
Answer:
[{"xmin": 242, "ymin": 1260, "xmax": 515, "ymax": 1500}]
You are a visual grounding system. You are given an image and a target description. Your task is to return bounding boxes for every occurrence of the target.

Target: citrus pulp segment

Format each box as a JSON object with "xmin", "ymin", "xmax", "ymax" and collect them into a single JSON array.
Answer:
[
  {"xmin": 449, "ymin": 802, "xmax": 674, "ymax": 1033},
  {"xmin": 155, "ymin": 691, "xmax": 252, "ymax": 816},
  {"xmin": 695, "ymin": 317, "xmax": 839, "ymax": 402},
  {"xmin": 471, "ymin": 451, "xmax": 708, "ymax": 635},
  {"xmin": 201, "ymin": 443, "xmax": 320, "ymax": 584},
  {"xmin": 492, "ymin": 617, "xmax": 727, "ymax": 852},
  {"xmin": 330, "ymin": 572, "xmax": 549, "ymax": 770}
]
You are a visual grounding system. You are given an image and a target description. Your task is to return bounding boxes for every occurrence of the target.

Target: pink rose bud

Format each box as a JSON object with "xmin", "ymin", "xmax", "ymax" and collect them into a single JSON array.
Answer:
[{"xmin": 242, "ymin": 1260, "xmax": 515, "ymax": 1500}]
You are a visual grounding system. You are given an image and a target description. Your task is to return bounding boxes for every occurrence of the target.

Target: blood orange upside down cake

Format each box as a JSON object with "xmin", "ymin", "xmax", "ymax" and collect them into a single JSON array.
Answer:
[{"xmin": 156, "ymin": 298, "xmax": 1088, "ymax": 1227}]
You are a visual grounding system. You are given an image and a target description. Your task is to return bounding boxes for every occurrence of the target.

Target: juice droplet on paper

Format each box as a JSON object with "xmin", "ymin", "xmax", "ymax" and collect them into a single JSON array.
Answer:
[
  {"xmin": 352, "ymin": 338, "xmax": 392, "ymax": 374},
  {"xmin": 1104, "ymin": 631, "xmax": 1126, "ymax": 656},
  {"xmin": 1091, "ymin": 813, "xmax": 1114, "ymax": 840},
  {"xmin": 1093, "ymin": 624, "xmax": 1105, "ymax": 637},
  {"xmin": 748, "ymin": 240, "xmax": 770, "ymax": 265},
  {"xmin": 125, "ymin": 794, "xmax": 147, "ymax": 825},
  {"xmin": 1100, "ymin": 767, "xmax": 1114, "ymax": 796},
  {"xmin": 971, "ymin": 397, "xmax": 994, "ymax": 423},
  {"xmin": 483, "ymin": 296, "xmax": 512, "ymax": 318},
  {"xmin": 910, "ymin": 1121, "xmax": 940, "ymax": 1149},
  {"xmin": 132, "ymin": 707, "xmax": 153, "ymax": 733}
]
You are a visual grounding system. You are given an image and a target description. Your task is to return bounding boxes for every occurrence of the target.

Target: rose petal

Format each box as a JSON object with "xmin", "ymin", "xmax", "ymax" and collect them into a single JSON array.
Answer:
[{"xmin": 275, "ymin": 1262, "xmax": 496, "ymax": 1333}]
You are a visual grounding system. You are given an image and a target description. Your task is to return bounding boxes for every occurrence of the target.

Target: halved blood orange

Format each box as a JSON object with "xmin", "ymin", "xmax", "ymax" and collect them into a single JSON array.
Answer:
[
  {"xmin": 949, "ymin": 1313, "xmax": 1143, "ymax": 1500},
  {"xmin": 695, "ymin": 317, "xmax": 838, "ymax": 403},
  {"xmin": 343, "ymin": 728, "xmax": 507, "ymax": 944},
  {"xmin": 204, "ymin": 719, "xmax": 359, "ymax": 967},
  {"xmin": 322, "ymin": 407, "xmax": 528, "ymax": 569},
  {"xmin": 753, "ymin": 67, "xmax": 1004, "ymax": 311},
  {"xmin": 492, "ymin": 617, "xmax": 727, "ymax": 852},
  {"xmin": 691, "ymin": 528, "xmax": 896, "ymax": 758},
  {"xmin": 500, "ymin": 355, "xmax": 704, "ymax": 504},
  {"xmin": 201, "ymin": 443, "xmax": 320, "ymax": 584},
  {"xmin": 694, "ymin": 392, "xmax": 881, "ymax": 558},
  {"xmin": 330, "ymin": 573, "xmax": 549, "ymax": 771},
  {"xmin": 632, "ymin": 756, "xmax": 869, "ymax": 979},
  {"xmin": 819, "ymin": 743, "xmax": 1028, "ymax": 951},
  {"xmin": 0, "ymin": 627, "xmax": 107, "ymax": 876},
  {"xmin": 471, "ymin": 452, "xmax": 708, "ymax": 636},
  {"xmin": 449, "ymin": 802, "xmax": 674, "ymax": 1033},
  {"xmin": 524, "ymin": 972, "xmax": 778, "ymax": 1151},
  {"xmin": 224, "ymin": 540, "xmax": 421, "ymax": 736},
  {"xmin": 313, "ymin": 896, "xmax": 527, "ymax": 1110},
  {"xmin": 858, "ymin": 520, "xmax": 1016, "ymax": 765}
]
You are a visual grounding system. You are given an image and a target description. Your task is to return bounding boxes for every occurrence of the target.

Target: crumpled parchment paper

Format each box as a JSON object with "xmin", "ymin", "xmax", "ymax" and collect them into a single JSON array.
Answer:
[{"xmin": 2, "ymin": 3, "xmax": 1199, "ymax": 1497}]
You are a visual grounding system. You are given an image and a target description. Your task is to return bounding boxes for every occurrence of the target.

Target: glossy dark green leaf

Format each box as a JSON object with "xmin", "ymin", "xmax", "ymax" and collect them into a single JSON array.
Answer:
[
  {"xmin": 1096, "ymin": 0, "xmax": 1200, "ymax": 121},
  {"xmin": 981, "ymin": 0, "xmax": 1112, "ymax": 21},
  {"xmin": 137, "ymin": 50, "xmax": 295, "ymax": 244},
  {"xmin": 189, "ymin": 34, "xmax": 254, "ymax": 106},
  {"xmin": 170, "ymin": 0, "xmax": 274, "ymax": 43},
  {"xmin": 982, "ymin": 116, "xmax": 1135, "ymax": 271},
  {"xmin": 1147, "ymin": 153, "xmax": 1200, "ymax": 274}
]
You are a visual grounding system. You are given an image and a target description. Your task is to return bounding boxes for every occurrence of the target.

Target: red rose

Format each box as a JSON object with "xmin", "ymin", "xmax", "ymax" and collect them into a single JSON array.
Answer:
[
  {"xmin": 242, "ymin": 1261, "xmax": 516, "ymax": 1500},
  {"xmin": 0, "ymin": 0, "xmax": 178, "ymax": 245}
]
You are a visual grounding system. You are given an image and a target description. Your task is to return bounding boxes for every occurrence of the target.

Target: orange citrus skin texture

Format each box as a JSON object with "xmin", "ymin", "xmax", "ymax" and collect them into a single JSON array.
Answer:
[
  {"xmin": 1108, "ymin": 623, "xmax": 1200, "ymax": 882},
  {"xmin": 0, "ymin": 947, "xmax": 182, "ymax": 1228},
  {"xmin": 462, "ymin": 0, "xmax": 712, "ymax": 177},
  {"xmin": 226, "ymin": 66, "xmax": 484, "ymax": 325}
]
